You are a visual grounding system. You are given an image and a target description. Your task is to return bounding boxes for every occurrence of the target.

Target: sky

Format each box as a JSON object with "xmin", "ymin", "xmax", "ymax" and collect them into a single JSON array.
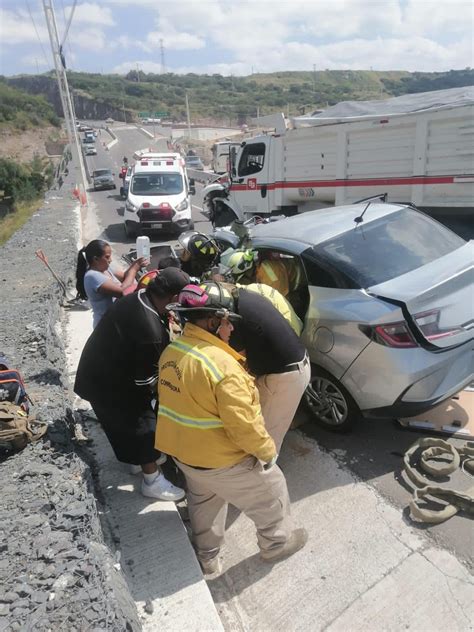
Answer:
[{"xmin": 1, "ymin": 0, "xmax": 473, "ymax": 77}]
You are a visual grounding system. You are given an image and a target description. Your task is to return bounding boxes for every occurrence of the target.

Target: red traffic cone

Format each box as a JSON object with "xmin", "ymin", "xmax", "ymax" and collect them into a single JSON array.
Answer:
[{"xmin": 72, "ymin": 183, "xmax": 80, "ymax": 199}]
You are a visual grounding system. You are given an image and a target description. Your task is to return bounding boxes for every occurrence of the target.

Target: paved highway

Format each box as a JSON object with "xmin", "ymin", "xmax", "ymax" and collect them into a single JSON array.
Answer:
[
  {"xmin": 84, "ymin": 125, "xmax": 211, "ymax": 259},
  {"xmin": 83, "ymin": 124, "xmax": 472, "ymax": 568}
]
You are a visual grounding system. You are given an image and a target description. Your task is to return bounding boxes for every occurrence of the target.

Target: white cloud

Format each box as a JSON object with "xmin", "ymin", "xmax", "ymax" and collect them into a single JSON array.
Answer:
[
  {"xmin": 140, "ymin": 27, "xmax": 205, "ymax": 52},
  {"xmin": 402, "ymin": 0, "xmax": 474, "ymax": 36},
  {"xmin": 69, "ymin": 27, "xmax": 108, "ymax": 51},
  {"xmin": 0, "ymin": 8, "xmax": 48, "ymax": 44},
  {"xmin": 66, "ymin": 2, "xmax": 115, "ymax": 26}
]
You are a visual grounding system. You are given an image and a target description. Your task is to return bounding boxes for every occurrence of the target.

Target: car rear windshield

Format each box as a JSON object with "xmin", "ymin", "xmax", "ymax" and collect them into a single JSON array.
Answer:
[
  {"xmin": 93, "ymin": 170, "xmax": 111, "ymax": 177},
  {"xmin": 130, "ymin": 173, "xmax": 183, "ymax": 196},
  {"xmin": 309, "ymin": 208, "xmax": 465, "ymax": 288}
]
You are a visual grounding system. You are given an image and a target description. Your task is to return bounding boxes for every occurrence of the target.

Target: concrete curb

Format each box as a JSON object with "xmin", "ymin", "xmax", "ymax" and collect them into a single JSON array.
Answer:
[
  {"xmin": 105, "ymin": 126, "xmax": 118, "ymax": 149},
  {"xmin": 66, "ymin": 308, "xmax": 224, "ymax": 632},
  {"xmin": 139, "ymin": 127, "xmax": 154, "ymax": 139}
]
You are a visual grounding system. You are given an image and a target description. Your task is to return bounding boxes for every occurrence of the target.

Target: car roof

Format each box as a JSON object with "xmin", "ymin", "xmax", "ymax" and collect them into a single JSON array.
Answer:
[{"xmin": 250, "ymin": 203, "xmax": 407, "ymax": 247}]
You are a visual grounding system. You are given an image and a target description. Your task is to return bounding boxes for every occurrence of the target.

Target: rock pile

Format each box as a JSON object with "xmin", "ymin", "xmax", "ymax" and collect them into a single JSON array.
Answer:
[{"xmin": 0, "ymin": 172, "xmax": 140, "ymax": 631}]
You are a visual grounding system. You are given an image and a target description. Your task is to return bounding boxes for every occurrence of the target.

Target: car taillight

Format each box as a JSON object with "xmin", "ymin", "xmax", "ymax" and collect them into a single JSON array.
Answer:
[
  {"xmin": 374, "ymin": 321, "xmax": 417, "ymax": 348},
  {"xmin": 414, "ymin": 309, "xmax": 463, "ymax": 341},
  {"xmin": 142, "ymin": 202, "xmax": 150, "ymax": 208}
]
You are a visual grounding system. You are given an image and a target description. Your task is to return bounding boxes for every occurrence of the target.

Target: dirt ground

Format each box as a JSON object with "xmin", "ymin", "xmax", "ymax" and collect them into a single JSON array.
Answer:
[{"xmin": 0, "ymin": 126, "xmax": 66, "ymax": 163}]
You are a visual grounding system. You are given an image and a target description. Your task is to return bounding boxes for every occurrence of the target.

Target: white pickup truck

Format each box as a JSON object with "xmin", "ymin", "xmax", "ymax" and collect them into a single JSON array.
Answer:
[{"xmin": 203, "ymin": 87, "xmax": 474, "ymax": 227}]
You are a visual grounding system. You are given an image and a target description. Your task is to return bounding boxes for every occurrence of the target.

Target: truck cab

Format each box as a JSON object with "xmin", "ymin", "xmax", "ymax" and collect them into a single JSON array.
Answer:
[{"xmin": 123, "ymin": 152, "xmax": 195, "ymax": 238}]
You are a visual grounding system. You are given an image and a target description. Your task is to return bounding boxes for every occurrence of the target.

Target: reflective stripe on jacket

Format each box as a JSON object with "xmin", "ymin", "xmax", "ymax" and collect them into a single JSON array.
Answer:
[
  {"xmin": 155, "ymin": 322, "xmax": 276, "ymax": 468},
  {"xmin": 239, "ymin": 283, "xmax": 303, "ymax": 336}
]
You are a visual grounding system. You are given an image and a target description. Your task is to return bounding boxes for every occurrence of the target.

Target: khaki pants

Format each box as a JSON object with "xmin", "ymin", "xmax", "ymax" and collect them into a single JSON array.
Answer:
[
  {"xmin": 175, "ymin": 456, "xmax": 292, "ymax": 561},
  {"xmin": 256, "ymin": 354, "xmax": 311, "ymax": 451}
]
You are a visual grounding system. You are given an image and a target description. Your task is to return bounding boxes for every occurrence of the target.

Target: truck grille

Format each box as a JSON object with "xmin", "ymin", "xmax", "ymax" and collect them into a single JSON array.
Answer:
[{"xmin": 139, "ymin": 207, "xmax": 175, "ymax": 222}]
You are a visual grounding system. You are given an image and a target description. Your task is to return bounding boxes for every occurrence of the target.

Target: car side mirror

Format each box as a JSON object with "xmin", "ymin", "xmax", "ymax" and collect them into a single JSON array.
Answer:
[
  {"xmin": 189, "ymin": 178, "xmax": 195, "ymax": 186},
  {"xmin": 189, "ymin": 185, "xmax": 196, "ymax": 196}
]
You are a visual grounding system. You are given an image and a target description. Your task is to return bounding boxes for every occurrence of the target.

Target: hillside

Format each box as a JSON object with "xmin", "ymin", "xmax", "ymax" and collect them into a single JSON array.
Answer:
[
  {"xmin": 7, "ymin": 68, "xmax": 474, "ymax": 127},
  {"xmin": 0, "ymin": 80, "xmax": 60, "ymax": 131},
  {"xmin": 67, "ymin": 68, "xmax": 474, "ymax": 124}
]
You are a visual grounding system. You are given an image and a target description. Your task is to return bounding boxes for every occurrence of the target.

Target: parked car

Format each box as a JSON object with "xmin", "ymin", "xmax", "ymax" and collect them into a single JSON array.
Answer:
[
  {"xmin": 105, "ymin": 118, "xmax": 114, "ymax": 124},
  {"xmin": 185, "ymin": 155, "xmax": 204, "ymax": 171},
  {"xmin": 85, "ymin": 146, "xmax": 97, "ymax": 156},
  {"xmin": 92, "ymin": 169, "xmax": 116, "ymax": 191},
  {"xmin": 218, "ymin": 203, "xmax": 472, "ymax": 431}
]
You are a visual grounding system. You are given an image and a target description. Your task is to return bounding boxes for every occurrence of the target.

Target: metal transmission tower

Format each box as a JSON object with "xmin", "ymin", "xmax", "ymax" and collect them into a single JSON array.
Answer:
[
  {"xmin": 160, "ymin": 38, "xmax": 166, "ymax": 74},
  {"xmin": 42, "ymin": 0, "xmax": 88, "ymax": 209}
]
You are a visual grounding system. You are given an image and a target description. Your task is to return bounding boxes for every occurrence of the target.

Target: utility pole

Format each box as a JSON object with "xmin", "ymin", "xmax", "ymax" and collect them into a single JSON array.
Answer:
[
  {"xmin": 185, "ymin": 92, "xmax": 192, "ymax": 139},
  {"xmin": 122, "ymin": 96, "xmax": 127, "ymax": 123},
  {"xmin": 313, "ymin": 63, "xmax": 317, "ymax": 93},
  {"xmin": 42, "ymin": 0, "xmax": 88, "ymax": 210},
  {"xmin": 136, "ymin": 63, "xmax": 140, "ymax": 82},
  {"xmin": 160, "ymin": 38, "xmax": 166, "ymax": 74}
]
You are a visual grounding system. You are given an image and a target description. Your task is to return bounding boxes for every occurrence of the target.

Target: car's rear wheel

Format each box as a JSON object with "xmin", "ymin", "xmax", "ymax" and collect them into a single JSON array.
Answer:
[{"xmin": 304, "ymin": 366, "xmax": 360, "ymax": 432}]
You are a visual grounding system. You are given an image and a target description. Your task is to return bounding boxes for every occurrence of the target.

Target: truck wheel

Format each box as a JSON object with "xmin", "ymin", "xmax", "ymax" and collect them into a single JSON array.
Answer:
[
  {"xmin": 212, "ymin": 202, "xmax": 237, "ymax": 228},
  {"xmin": 304, "ymin": 365, "xmax": 361, "ymax": 433}
]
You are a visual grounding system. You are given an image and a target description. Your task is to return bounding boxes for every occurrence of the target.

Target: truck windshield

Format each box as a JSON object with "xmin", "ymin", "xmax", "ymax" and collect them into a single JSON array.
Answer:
[{"xmin": 130, "ymin": 173, "xmax": 184, "ymax": 196}]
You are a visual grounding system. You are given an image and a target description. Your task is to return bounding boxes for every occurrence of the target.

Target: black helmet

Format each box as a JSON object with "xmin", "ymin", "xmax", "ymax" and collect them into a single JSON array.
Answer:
[{"xmin": 178, "ymin": 232, "xmax": 219, "ymax": 265}]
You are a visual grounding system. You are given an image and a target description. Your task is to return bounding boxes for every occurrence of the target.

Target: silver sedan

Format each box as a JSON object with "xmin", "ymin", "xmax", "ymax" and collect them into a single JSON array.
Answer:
[{"xmin": 226, "ymin": 202, "xmax": 473, "ymax": 431}]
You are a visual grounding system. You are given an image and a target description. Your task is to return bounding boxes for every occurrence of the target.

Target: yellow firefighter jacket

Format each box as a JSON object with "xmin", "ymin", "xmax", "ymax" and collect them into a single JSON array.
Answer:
[
  {"xmin": 155, "ymin": 322, "xmax": 276, "ymax": 468},
  {"xmin": 238, "ymin": 283, "xmax": 303, "ymax": 336}
]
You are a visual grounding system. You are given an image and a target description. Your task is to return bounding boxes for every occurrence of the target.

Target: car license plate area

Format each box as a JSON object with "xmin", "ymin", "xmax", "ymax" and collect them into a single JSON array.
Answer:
[{"xmin": 150, "ymin": 223, "xmax": 163, "ymax": 229}]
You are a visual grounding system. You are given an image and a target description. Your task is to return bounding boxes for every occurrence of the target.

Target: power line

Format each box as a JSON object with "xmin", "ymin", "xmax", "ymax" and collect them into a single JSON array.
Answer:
[{"xmin": 25, "ymin": 0, "xmax": 51, "ymax": 68}]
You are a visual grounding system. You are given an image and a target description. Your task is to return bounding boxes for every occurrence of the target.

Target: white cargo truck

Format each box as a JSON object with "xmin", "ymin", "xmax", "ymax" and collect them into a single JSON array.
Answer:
[
  {"xmin": 203, "ymin": 87, "xmax": 474, "ymax": 227},
  {"xmin": 211, "ymin": 140, "xmax": 242, "ymax": 174}
]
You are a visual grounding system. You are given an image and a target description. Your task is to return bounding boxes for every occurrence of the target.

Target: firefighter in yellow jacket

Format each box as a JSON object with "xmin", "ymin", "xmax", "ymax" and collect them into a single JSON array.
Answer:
[{"xmin": 155, "ymin": 283, "xmax": 307, "ymax": 575}]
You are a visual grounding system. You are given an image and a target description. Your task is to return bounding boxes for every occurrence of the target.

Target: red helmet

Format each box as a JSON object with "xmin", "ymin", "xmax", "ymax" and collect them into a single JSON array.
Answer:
[{"xmin": 137, "ymin": 269, "xmax": 159, "ymax": 290}]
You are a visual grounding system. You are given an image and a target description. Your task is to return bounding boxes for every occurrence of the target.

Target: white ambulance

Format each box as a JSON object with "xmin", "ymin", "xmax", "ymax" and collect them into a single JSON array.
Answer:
[{"xmin": 124, "ymin": 151, "xmax": 195, "ymax": 237}]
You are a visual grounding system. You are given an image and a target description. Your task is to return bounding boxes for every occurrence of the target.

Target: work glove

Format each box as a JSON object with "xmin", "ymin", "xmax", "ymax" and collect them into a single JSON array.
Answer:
[{"xmin": 263, "ymin": 454, "xmax": 278, "ymax": 470}]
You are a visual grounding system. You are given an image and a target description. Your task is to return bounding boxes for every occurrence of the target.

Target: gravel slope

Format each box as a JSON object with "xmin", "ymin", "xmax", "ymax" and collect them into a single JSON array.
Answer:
[{"xmin": 0, "ymin": 170, "xmax": 140, "ymax": 631}]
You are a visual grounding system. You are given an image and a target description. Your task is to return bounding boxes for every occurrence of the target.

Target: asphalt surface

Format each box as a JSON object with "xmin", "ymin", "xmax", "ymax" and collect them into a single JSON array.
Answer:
[
  {"xmin": 84, "ymin": 125, "xmax": 212, "ymax": 260},
  {"xmin": 85, "ymin": 125, "xmax": 473, "ymax": 569}
]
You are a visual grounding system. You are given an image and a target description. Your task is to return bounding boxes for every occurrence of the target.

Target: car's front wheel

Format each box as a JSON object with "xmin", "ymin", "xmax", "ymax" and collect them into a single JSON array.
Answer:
[{"xmin": 304, "ymin": 366, "xmax": 360, "ymax": 432}]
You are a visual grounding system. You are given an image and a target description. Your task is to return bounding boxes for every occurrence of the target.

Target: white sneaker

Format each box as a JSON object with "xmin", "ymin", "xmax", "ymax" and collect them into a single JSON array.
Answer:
[
  {"xmin": 141, "ymin": 473, "xmax": 185, "ymax": 501},
  {"xmin": 129, "ymin": 453, "xmax": 167, "ymax": 475}
]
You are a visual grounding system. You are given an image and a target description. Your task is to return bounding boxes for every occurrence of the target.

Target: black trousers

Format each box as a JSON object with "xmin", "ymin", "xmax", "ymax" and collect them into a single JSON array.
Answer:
[{"xmin": 90, "ymin": 399, "xmax": 162, "ymax": 465}]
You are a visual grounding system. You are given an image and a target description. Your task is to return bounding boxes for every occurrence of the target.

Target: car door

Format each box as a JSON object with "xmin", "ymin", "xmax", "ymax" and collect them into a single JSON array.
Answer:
[{"xmin": 231, "ymin": 138, "xmax": 272, "ymax": 217}]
